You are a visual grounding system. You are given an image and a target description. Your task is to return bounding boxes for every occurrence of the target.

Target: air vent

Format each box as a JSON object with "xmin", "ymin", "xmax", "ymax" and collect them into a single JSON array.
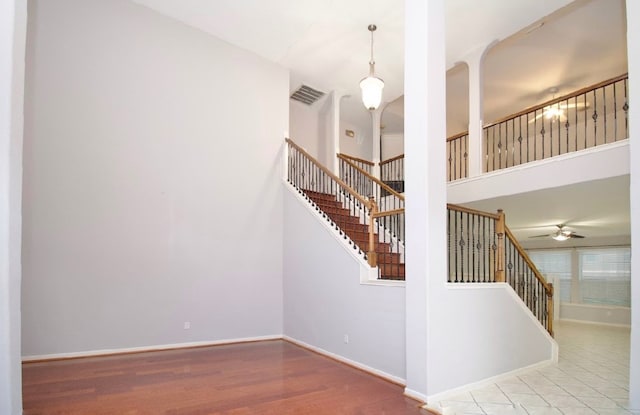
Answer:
[{"xmin": 290, "ymin": 85, "xmax": 325, "ymax": 105}]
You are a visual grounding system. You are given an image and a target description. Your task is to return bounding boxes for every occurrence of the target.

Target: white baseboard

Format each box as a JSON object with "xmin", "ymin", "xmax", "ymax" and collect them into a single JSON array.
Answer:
[
  {"xmin": 424, "ymin": 358, "xmax": 556, "ymax": 405},
  {"xmin": 558, "ymin": 318, "xmax": 631, "ymax": 329},
  {"xmin": 22, "ymin": 335, "xmax": 282, "ymax": 362},
  {"xmin": 404, "ymin": 388, "xmax": 428, "ymax": 404},
  {"xmin": 283, "ymin": 335, "xmax": 406, "ymax": 386}
]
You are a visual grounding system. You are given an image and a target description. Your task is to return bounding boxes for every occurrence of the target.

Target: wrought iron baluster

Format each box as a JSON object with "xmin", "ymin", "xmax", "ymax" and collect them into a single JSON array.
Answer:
[
  {"xmin": 485, "ymin": 129, "xmax": 489, "ymax": 172},
  {"xmin": 575, "ymin": 95, "xmax": 579, "ymax": 150},
  {"xmin": 471, "ymin": 213, "xmax": 476, "ymax": 282},
  {"xmin": 592, "ymin": 89, "xmax": 598, "ymax": 147},
  {"xmin": 603, "ymin": 85, "xmax": 608, "ymax": 144},
  {"xmin": 454, "ymin": 139, "xmax": 459, "ymax": 180},
  {"xmin": 624, "ymin": 79, "xmax": 629, "ymax": 138},
  {"xmin": 527, "ymin": 111, "xmax": 538, "ymax": 161},
  {"xmin": 454, "ymin": 210, "xmax": 459, "ymax": 282},
  {"xmin": 549, "ymin": 110, "xmax": 554, "ymax": 158},
  {"xmin": 614, "ymin": 80, "xmax": 618, "ymax": 141}
]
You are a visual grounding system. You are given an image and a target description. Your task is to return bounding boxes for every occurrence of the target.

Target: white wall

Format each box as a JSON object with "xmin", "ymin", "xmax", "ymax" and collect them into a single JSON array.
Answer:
[
  {"xmin": 426, "ymin": 285, "xmax": 555, "ymax": 400},
  {"xmin": 289, "ymin": 99, "xmax": 322, "ymax": 159},
  {"xmin": 0, "ymin": 0, "xmax": 25, "ymax": 412},
  {"xmin": 283, "ymin": 185, "xmax": 406, "ymax": 381},
  {"xmin": 626, "ymin": 0, "xmax": 640, "ymax": 408},
  {"xmin": 339, "ymin": 119, "xmax": 373, "ymax": 161},
  {"xmin": 22, "ymin": 0, "xmax": 288, "ymax": 357},
  {"xmin": 381, "ymin": 133, "xmax": 404, "ymax": 160}
]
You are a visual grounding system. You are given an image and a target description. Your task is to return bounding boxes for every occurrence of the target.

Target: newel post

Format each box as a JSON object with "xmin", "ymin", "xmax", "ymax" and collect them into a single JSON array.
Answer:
[
  {"xmin": 367, "ymin": 196, "xmax": 378, "ymax": 268},
  {"xmin": 496, "ymin": 209, "xmax": 506, "ymax": 282}
]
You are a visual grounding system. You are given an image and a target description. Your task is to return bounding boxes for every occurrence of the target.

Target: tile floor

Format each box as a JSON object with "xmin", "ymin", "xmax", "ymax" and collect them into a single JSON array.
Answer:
[{"xmin": 428, "ymin": 321, "xmax": 637, "ymax": 415}]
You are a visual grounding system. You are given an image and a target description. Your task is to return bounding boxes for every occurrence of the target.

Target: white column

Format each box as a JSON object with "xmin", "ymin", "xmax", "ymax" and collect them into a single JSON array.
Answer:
[
  {"xmin": 626, "ymin": 0, "xmax": 640, "ymax": 409},
  {"xmin": 465, "ymin": 45, "xmax": 492, "ymax": 177},
  {"xmin": 371, "ymin": 107, "xmax": 382, "ymax": 179},
  {"xmin": 404, "ymin": 0, "xmax": 446, "ymax": 401},
  {"xmin": 331, "ymin": 91, "xmax": 341, "ymax": 175},
  {"xmin": 0, "ymin": 0, "xmax": 25, "ymax": 413}
]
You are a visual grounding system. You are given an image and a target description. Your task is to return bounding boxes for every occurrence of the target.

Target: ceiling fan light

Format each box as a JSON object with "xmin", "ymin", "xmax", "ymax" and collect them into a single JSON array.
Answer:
[
  {"xmin": 552, "ymin": 232, "xmax": 569, "ymax": 241},
  {"xmin": 544, "ymin": 106, "xmax": 563, "ymax": 120},
  {"xmin": 360, "ymin": 75, "xmax": 384, "ymax": 111}
]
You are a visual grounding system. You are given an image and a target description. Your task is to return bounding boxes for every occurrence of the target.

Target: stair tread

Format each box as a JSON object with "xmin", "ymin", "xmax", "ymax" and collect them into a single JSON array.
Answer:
[{"xmin": 303, "ymin": 189, "xmax": 405, "ymax": 281}]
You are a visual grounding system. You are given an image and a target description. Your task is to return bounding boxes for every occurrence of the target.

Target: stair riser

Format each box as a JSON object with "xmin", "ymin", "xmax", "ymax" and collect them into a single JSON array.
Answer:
[{"xmin": 304, "ymin": 190, "xmax": 405, "ymax": 281}]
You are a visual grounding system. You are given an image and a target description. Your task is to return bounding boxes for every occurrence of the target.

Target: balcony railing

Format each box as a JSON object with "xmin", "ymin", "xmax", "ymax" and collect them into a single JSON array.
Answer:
[
  {"xmin": 447, "ymin": 132, "xmax": 469, "ymax": 181},
  {"xmin": 447, "ymin": 204, "xmax": 554, "ymax": 335},
  {"xmin": 483, "ymin": 74, "xmax": 629, "ymax": 173}
]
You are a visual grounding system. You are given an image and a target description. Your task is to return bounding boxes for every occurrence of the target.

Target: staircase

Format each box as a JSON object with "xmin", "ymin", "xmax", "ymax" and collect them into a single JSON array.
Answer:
[{"xmin": 304, "ymin": 190, "xmax": 405, "ymax": 280}]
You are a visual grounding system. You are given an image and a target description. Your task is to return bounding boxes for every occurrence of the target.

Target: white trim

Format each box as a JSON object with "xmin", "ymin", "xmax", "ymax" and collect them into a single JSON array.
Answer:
[
  {"xmin": 22, "ymin": 335, "xmax": 282, "ymax": 362},
  {"xmin": 558, "ymin": 318, "xmax": 631, "ymax": 329},
  {"xmin": 560, "ymin": 302, "xmax": 631, "ymax": 312},
  {"xmin": 283, "ymin": 335, "xmax": 406, "ymax": 386},
  {"xmin": 360, "ymin": 278, "xmax": 405, "ymax": 287},
  {"xmin": 404, "ymin": 388, "xmax": 428, "ymax": 404},
  {"xmin": 423, "ymin": 358, "xmax": 555, "ymax": 405}
]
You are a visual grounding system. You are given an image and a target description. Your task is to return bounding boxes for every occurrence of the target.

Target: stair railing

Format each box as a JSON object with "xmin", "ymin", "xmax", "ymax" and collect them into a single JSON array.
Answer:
[
  {"xmin": 336, "ymin": 153, "xmax": 374, "ymax": 176},
  {"xmin": 447, "ymin": 203, "xmax": 554, "ymax": 335},
  {"xmin": 337, "ymin": 154, "xmax": 405, "ymax": 213},
  {"xmin": 380, "ymin": 154, "xmax": 404, "ymax": 191},
  {"xmin": 286, "ymin": 139, "xmax": 379, "ymax": 267},
  {"xmin": 337, "ymin": 154, "xmax": 406, "ymax": 279}
]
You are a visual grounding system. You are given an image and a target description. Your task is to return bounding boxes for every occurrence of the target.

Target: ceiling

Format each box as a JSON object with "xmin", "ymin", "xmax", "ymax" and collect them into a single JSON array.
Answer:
[
  {"xmin": 130, "ymin": 0, "xmax": 630, "ymax": 246},
  {"xmin": 462, "ymin": 175, "xmax": 631, "ymax": 248}
]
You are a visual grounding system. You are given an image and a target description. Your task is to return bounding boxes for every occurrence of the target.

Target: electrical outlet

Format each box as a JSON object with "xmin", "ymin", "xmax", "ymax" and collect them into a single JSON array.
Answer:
[
  {"xmin": 343, "ymin": 334, "xmax": 349, "ymax": 344},
  {"xmin": 183, "ymin": 321, "xmax": 191, "ymax": 330}
]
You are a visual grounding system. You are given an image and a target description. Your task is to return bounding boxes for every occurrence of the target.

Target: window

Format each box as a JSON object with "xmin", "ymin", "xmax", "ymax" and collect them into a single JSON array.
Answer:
[
  {"xmin": 528, "ymin": 251, "xmax": 572, "ymax": 302},
  {"xmin": 579, "ymin": 248, "xmax": 631, "ymax": 307}
]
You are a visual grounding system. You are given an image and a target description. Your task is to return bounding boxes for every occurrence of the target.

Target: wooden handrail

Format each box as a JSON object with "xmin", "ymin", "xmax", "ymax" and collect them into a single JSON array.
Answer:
[
  {"xmin": 288, "ymin": 138, "xmax": 380, "ymax": 268},
  {"xmin": 379, "ymin": 154, "xmax": 405, "ymax": 166},
  {"xmin": 484, "ymin": 73, "xmax": 629, "ymax": 129},
  {"xmin": 337, "ymin": 153, "xmax": 375, "ymax": 167},
  {"xmin": 446, "ymin": 131, "xmax": 469, "ymax": 142},
  {"xmin": 338, "ymin": 154, "xmax": 405, "ymax": 202},
  {"xmin": 286, "ymin": 139, "xmax": 370, "ymax": 208},
  {"xmin": 446, "ymin": 203, "xmax": 500, "ymax": 220},
  {"xmin": 504, "ymin": 226, "xmax": 553, "ymax": 295},
  {"xmin": 372, "ymin": 208, "xmax": 405, "ymax": 218}
]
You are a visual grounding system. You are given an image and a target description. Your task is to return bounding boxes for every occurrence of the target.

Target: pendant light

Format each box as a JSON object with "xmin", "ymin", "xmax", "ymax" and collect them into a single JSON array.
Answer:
[{"xmin": 360, "ymin": 24, "xmax": 384, "ymax": 111}]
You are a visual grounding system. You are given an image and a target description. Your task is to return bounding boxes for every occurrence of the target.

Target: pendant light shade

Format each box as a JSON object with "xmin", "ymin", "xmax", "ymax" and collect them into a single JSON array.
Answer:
[
  {"xmin": 360, "ymin": 76, "xmax": 384, "ymax": 110},
  {"xmin": 361, "ymin": 24, "xmax": 384, "ymax": 111}
]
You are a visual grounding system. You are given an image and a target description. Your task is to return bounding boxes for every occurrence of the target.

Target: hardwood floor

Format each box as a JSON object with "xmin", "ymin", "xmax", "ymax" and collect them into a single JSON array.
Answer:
[{"xmin": 23, "ymin": 340, "xmax": 431, "ymax": 414}]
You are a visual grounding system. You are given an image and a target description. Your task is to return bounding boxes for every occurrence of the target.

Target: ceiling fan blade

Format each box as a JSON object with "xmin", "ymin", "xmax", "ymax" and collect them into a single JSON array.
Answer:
[
  {"xmin": 569, "ymin": 234, "xmax": 586, "ymax": 239},
  {"xmin": 529, "ymin": 233, "xmax": 552, "ymax": 238},
  {"xmin": 558, "ymin": 101, "xmax": 590, "ymax": 111}
]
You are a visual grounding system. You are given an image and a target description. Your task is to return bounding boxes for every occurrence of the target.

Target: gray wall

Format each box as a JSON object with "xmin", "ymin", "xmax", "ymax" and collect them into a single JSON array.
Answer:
[
  {"xmin": 1, "ymin": 0, "xmax": 26, "ymax": 412},
  {"xmin": 283, "ymin": 186, "xmax": 406, "ymax": 381},
  {"xmin": 22, "ymin": 0, "xmax": 288, "ymax": 357}
]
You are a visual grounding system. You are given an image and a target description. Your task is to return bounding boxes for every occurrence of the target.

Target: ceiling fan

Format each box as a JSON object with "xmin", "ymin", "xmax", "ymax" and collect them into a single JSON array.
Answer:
[
  {"xmin": 528, "ymin": 87, "xmax": 590, "ymax": 123},
  {"xmin": 529, "ymin": 224, "xmax": 586, "ymax": 241}
]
